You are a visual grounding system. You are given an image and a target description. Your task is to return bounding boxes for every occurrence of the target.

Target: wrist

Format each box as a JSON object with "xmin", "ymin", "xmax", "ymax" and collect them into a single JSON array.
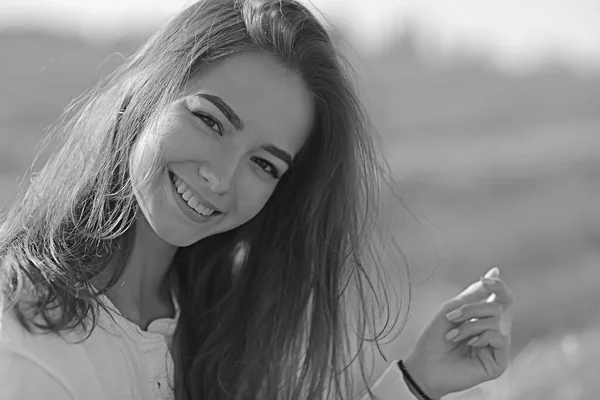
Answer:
[
  {"xmin": 402, "ymin": 372, "xmax": 429, "ymax": 400},
  {"xmin": 401, "ymin": 354, "xmax": 442, "ymax": 400}
]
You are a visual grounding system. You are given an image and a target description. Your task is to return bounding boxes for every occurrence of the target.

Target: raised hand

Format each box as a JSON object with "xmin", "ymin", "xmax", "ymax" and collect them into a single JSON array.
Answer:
[{"xmin": 402, "ymin": 267, "xmax": 514, "ymax": 399}]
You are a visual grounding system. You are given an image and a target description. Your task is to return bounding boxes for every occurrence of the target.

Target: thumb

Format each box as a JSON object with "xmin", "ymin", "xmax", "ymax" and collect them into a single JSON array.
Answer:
[
  {"xmin": 444, "ymin": 266, "xmax": 500, "ymax": 310},
  {"xmin": 484, "ymin": 265, "xmax": 500, "ymax": 279}
]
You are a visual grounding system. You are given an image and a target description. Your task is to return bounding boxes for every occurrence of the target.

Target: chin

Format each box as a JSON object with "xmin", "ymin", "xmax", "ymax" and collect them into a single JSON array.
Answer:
[
  {"xmin": 146, "ymin": 215, "xmax": 206, "ymax": 247},
  {"xmin": 160, "ymin": 231, "xmax": 200, "ymax": 248}
]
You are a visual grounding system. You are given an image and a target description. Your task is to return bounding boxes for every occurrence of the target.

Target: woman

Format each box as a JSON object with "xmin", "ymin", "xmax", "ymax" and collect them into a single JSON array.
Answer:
[{"xmin": 0, "ymin": 0, "xmax": 513, "ymax": 399}]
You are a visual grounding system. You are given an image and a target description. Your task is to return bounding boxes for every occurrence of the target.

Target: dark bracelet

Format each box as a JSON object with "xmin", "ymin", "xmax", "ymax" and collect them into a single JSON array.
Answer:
[{"xmin": 397, "ymin": 360, "xmax": 434, "ymax": 400}]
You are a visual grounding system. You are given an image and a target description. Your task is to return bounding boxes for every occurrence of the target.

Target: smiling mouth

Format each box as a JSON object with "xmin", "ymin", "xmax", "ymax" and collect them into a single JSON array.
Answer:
[{"xmin": 168, "ymin": 171, "xmax": 222, "ymax": 218}]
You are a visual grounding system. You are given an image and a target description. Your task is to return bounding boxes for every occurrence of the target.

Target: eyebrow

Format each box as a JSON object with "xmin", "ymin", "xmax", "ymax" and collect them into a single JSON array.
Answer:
[
  {"xmin": 196, "ymin": 93, "xmax": 244, "ymax": 131},
  {"xmin": 261, "ymin": 144, "xmax": 293, "ymax": 168}
]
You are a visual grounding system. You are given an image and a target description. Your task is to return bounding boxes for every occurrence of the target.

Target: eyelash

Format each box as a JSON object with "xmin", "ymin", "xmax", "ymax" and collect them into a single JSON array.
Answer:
[
  {"xmin": 251, "ymin": 157, "xmax": 281, "ymax": 179},
  {"xmin": 193, "ymin": 112, "xmax": 223, "ymax": 136}
]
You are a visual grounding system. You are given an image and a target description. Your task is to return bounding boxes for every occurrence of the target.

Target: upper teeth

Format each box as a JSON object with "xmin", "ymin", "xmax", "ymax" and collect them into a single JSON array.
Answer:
[{"xmin": 172, "ymin": 175, "xmax": 215, "ymax": 217}]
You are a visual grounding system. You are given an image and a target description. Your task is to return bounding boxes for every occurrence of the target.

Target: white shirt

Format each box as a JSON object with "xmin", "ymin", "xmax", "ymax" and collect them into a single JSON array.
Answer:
[{"xmin": 0, "ymin": 296, "xmax": 415, "ymax": 400}]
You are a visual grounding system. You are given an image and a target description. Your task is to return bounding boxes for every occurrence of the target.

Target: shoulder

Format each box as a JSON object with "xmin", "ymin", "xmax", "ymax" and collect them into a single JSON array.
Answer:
[
  {"xmin": 0, "ymin": 308, "xmax": 76, "ymax": 398},
  {"xmin": 0, "ymin": 308, "xmax": 104, "ymax": 399},
  {"xmin": 0, "ymin": 349, "xmax": 74, "ymax": 399}
]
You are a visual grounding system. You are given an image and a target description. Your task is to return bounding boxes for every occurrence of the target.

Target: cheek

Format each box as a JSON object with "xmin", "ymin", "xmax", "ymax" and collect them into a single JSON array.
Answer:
[{"xmin": 233, "ymin": 177, "xmax": 276, "ymax": 223}]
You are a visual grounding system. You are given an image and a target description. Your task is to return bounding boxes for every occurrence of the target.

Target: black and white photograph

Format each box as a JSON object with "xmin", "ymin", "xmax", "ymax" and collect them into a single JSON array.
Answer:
[{"xmin": 0, "ymin": 0, "xmax": 598, "ymax": 399}]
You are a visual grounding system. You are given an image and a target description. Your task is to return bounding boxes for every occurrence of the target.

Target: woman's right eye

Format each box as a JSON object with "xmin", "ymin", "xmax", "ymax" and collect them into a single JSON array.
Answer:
[{"xmin": 193, "ymin": 112, "xmax": 223, "ymax": 136}]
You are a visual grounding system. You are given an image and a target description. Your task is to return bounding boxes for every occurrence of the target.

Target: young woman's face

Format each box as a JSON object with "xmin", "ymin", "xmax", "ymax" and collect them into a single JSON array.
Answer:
[{"xmin": 130, "ymin": 52, "xmax": 314, "ymax": 246}]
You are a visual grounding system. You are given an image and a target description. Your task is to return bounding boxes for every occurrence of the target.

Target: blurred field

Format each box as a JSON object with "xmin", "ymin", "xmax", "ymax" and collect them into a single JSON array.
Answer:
[{"xmin": 1, "ymin": 29, "xmax": 599, "ymax": 398}]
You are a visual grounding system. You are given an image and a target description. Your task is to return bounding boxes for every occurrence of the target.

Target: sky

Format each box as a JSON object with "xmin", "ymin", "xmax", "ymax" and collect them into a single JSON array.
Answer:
[{"xmin": 1, "ymin": 0, "xmax": 599, "ymax": 74}]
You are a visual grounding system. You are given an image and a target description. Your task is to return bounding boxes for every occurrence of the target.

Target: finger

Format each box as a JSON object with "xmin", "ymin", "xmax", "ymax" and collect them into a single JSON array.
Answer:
[
  {"xmin": 442, "ymin": 266, "xmax": 503, "ymax": 311},
  {"xmin": 484, "ymin": 266, "xmax": 500, "ymax": 279},
  {"xmin": 480, "ymin": 277, "xmax": 514, "ymax": 308},
  {"xmin": 445, "ymin": 316, "xmax": 501, "ymax": 343},
  {"xmin": 470, "ymin": 331, "xmax": 511, "ymax": 375},
  {"xmin": 482, "ymin": 266, "xmax": 499, "ymax": 303},
  {"xmin": 445, "ymin": 301, "xmax": 503, "ymax": 323},
  {"xmin": 443, "ymin": 281, "xmax": 493, "ymax": 312},
  {"xmin": 467, "ymin": 330, "xmax": 510, "ymax": 349}
]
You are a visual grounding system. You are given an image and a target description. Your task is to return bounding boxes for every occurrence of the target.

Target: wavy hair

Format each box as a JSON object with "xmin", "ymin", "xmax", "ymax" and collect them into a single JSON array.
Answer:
[{"xmin": 0, "ymin": 0, "xmax": 409, "ymax": 398}]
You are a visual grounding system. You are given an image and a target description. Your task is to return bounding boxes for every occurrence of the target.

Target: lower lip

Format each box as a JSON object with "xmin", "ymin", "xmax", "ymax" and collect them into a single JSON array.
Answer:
[{"xmin": 168, "ymin": 171, "xmax": 220, "ymax": 224}]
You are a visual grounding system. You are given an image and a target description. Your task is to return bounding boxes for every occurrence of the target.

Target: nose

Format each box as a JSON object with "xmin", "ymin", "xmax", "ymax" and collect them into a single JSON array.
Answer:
[{"xmin": 198, "ymin": 163, "xmax": 232, "ymax": 195}]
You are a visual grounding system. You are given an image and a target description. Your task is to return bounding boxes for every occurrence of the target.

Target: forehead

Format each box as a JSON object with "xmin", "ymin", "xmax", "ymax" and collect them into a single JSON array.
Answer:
[{"xmin": 184, "ymin": 52, "xmax": 314, "ymax": 157}]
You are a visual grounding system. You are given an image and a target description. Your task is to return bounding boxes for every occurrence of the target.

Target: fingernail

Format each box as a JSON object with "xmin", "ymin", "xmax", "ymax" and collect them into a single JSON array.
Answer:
[
  {"xmin": 467, "ymin": 336, "xmax": 479, "ymax": 346},
  {"xmin": 484, "ymin": 266, "xmax": 500, "ymax": 278},
  {"xmin": 445, "ymin": 329, "xmax": 459, "ymax": 341},
  {"xmin": 446, "ymin": 309, "xmax": 461, "ymax": 321},
  {"xmin": 481, "ymin": 277, "xmax": 497, "ymax": 286}
]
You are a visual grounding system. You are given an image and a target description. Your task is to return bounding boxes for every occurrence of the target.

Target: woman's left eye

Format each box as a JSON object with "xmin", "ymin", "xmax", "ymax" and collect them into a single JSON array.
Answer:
[{"xmin": 251, "ymin": 157, "xmax": 280, "ymax": 179}]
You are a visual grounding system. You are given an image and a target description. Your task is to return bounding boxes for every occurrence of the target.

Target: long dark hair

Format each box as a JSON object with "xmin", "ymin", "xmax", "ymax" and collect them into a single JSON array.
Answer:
[{"xmin": 0, "ymin": 0, "xmax": 409, "ymax": 398}]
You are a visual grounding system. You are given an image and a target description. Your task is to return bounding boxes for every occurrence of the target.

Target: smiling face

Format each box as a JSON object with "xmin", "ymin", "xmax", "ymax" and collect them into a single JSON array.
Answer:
[{"xmin": 129, "ymin": 52, "xmax": 314, "ymax": 247}]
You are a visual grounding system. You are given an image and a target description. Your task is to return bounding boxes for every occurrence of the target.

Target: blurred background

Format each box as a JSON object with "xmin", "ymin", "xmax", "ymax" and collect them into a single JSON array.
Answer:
[{"xmin": 1, "ymin": 0, "xmax": 599, "ymax": 398}]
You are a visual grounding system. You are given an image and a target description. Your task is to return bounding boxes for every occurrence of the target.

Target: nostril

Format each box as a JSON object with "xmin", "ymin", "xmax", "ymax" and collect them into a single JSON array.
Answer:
[{"xmin": 198, "ymin": 166, "xmax": 223, "ymax": 190}]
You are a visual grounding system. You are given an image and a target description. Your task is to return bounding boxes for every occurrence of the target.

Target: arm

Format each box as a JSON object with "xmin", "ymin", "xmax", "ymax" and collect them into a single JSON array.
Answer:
[{"xmin": 0, "ymin": 350, "xmax": 75, "ymax": 400}]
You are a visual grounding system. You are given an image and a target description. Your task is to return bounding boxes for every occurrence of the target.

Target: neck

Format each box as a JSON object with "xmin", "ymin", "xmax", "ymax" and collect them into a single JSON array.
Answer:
[{"xmin": 96, "ymin": 217, "xmax": 178, "ymax": 329}]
